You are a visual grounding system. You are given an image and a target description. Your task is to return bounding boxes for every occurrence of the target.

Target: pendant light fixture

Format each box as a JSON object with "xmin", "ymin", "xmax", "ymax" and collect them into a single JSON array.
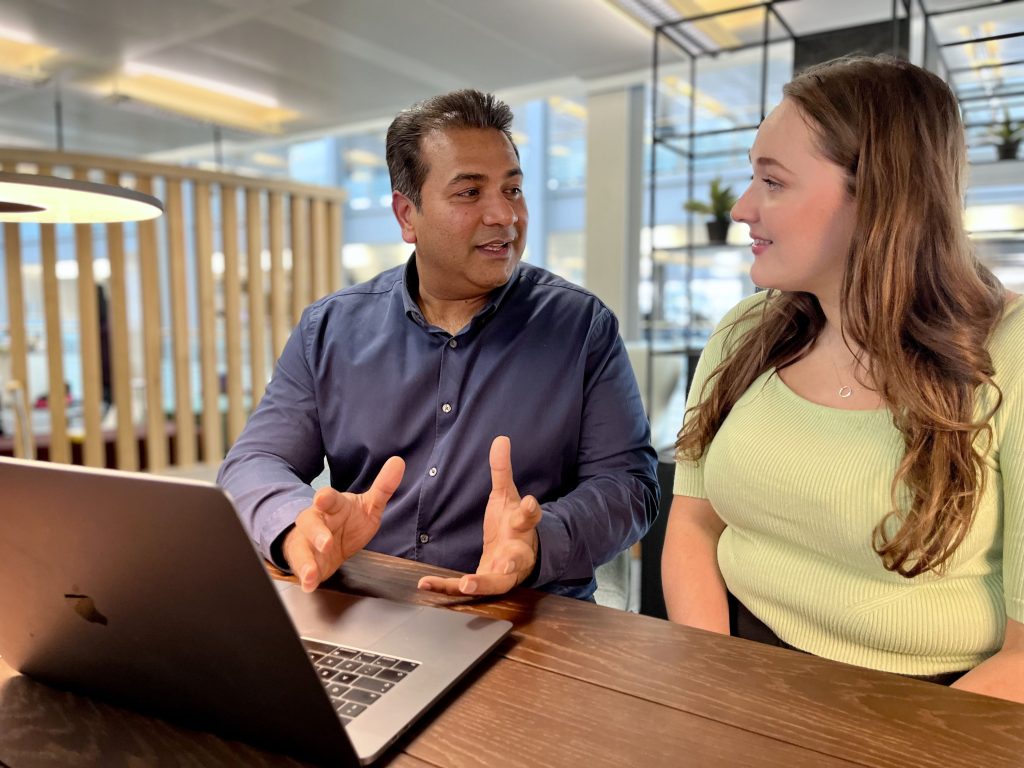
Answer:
[{"xmin": 0, "ymin": 171, "xmax": 163, "ymax": 224}]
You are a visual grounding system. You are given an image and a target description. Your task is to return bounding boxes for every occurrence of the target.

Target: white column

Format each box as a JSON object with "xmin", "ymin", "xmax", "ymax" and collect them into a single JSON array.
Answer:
[{"xmin": 584, "ymin": 85, "xmax": 644, "ymax": 341}]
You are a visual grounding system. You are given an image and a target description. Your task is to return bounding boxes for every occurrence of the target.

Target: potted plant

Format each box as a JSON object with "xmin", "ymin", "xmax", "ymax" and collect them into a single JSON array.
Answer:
[
  {"xmin": 684, "ymin": 178, "xmax": 737, "ymax": 244},
  {"xmin": 988, "ymin": 110, "xmax": 1023, "ymax": 161}
]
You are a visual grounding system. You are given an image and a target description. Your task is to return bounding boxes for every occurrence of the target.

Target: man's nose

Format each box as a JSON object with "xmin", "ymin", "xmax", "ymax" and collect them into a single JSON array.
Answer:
[{"xmin": 482, "ymin": 194, "xmax": 518, "ymax": 227}]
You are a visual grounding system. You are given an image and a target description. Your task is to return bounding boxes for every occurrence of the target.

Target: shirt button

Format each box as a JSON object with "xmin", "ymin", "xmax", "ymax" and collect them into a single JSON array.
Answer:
[
  {"xmin": 448, "ymin": 338, "xmax": 458, "ymax": 348},
  {"xmin": 441, "ymin": 403, "xmax": 452, "ymax": 413},
  {"xmin": 419, "ymin": 533, "xmax": 430, "ymax": 544},
  {"xmin": 428, "ymin": 467, "xmax": 438, "ymax": 477}
]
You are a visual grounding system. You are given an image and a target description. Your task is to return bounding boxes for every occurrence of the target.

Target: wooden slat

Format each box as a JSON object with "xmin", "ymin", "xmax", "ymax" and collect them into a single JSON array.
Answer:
[
  {"xmin": 3, "ymin": 221, "xmax": 33, "ymax": 458},
  {"xmin": 103, "ymin": 171, "xmax": 138, "ymax": 471},
  {"xmin": 327, "ymin": 200, "xmax": 343, "ymax": 293},
  {"xmin": 0, "ymin": 147, "xmax": 346, "ymax": 202},
  {"xmin": 36, "ymin": 165, "xmax": 69, "ymax": 464},
  {"xmin": 165, "ymin": 178, "xmax": 196, "ymax": 466},
  {"xmin": 245, "ymin": 189, "xmax": 267, "ymax": 405},
  {"xmin": 193, "ymin": 181, "xmax": 221, "ymax": 464},
  {"xmin": 135, "ymin": 176, "xmax": 167, "ymax": 471},
  {"xmin": 268, "ymin": 192, "xmax": 288, "ymax": 360},
  {"xmin": 221, "ymin": 185, "xmax": 245, "ymax": 446},
  {"xmin": 72, "ymin": 169, "xmax": 104, "ymax": 467},
  {"xmin": 310, "ymin": 198, "xmax": 328, "ymax": 300},
  {"xmin": 289, "ymin": 196, "xmax": 310, "ymax": 324}
]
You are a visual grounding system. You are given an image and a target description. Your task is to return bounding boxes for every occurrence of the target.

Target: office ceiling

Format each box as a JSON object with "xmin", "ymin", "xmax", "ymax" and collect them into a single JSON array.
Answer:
[
  {"xmin": 0, "ymin": 0, "xmax": 1019, "ymax": 162},
  {"xmin": 0, "ymin": 0, "xmax": 657, "ymax": 158}
]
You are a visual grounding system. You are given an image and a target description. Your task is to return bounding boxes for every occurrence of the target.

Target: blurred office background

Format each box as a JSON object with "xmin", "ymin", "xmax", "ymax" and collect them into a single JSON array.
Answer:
[{"xmin": 0, "ymin": 0, "xmax": 1019, "ymax": 466}]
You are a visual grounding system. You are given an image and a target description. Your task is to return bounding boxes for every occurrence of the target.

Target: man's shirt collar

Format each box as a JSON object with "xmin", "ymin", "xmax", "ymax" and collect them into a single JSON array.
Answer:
[{"xmin": 401, "ymin": 253, "xmax": 521, "ymax": 329}]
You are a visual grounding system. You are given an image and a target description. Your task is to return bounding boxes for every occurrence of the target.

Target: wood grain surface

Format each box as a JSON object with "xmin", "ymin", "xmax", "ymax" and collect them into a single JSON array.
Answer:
[{"xmin": 2, "ymin": 551, "xmax": 1021, "ymax": 767}]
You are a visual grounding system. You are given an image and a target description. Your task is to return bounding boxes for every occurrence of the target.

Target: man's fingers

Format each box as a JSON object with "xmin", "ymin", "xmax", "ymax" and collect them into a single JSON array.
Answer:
[
  {"xmin": 489, "ymin": 435, "xmax": 518, "ymax": 499},
  {"xmin": 362, "ymin": 456, "xmax": 405, "ymax": 515},
  {"xmin": 282, "ymin": 529, "xmax": 323, "ymax": 593},
  {"xmin": 297, "ymin": 500, "xmax": 338, "ymax": 553},
  {"xmin": 417, "ymin": 576, "xmax": 463, "ymax": 595},
  {"xmin": 417, "ymin": 573, "xmax": 517, "ymax": 596},
  {"xmin": 510, "ymin": 495, "xmax": 542, "ymax": 532}
]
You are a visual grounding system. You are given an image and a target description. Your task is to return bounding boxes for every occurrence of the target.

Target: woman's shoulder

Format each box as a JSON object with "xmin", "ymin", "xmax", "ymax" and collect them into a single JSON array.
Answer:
[{"xmin": 989, "ymin": 293, "xmax": 1024, "ymax": 387}]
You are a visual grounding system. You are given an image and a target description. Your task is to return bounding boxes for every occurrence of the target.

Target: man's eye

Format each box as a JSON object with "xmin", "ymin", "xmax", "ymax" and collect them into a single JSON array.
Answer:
[
  {"xmin": 506, "ymin": 187, "xmax": 523, "ymax": 197},
  {"xmin": 457, "ymin": 189, "xmax": 480, "ymax": 198}
]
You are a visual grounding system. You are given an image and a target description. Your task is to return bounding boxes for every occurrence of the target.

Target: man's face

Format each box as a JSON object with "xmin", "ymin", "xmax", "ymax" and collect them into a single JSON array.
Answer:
[{"xmin": 392, "ymin": 127, "xmax": 528, "ymax": 299}]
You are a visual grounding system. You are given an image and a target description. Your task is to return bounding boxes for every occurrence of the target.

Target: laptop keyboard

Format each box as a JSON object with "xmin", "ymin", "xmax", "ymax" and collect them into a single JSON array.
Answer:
[{"xmin": 301, "ymin": 637, "xmax": 420, "ymax": 727}]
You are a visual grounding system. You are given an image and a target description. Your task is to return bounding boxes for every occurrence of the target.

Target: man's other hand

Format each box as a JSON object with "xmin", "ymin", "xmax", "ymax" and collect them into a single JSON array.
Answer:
[
  {"xmin": 283, "ymin": 456, "xmax": 405, "ymax": 592},
  {"xmin": 417, "ymin": 436, "xmax": 540, "ymax": 596}
]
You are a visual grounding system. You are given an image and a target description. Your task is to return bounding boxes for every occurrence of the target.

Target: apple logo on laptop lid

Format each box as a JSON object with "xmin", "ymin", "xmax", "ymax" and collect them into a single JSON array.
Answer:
[{"xmin": 64, "ymin": 594, "xmax": 109, "ymax": 626}]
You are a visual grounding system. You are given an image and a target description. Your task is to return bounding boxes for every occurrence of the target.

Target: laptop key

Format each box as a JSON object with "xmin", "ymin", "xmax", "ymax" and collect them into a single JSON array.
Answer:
[
  {"xmin": 329, "ymin": 647, "xmax": 359, "ymax": 659},
  {"xmin": 316, "ymin": 655, "xmax": 343, "ymax": 669},
  {"xmin": 355, "ymin": 652, "xmax": 379, "ymax": 664},
  {"xmin": 376, "ymin": 668, "xmax": 408, "ymax": 683},
  {"xmin": 394, "ymin": 660, "xmax": 419, "ymax": 674},
  {"xmin": 338, "ymin": 659, "xmax": 362, "ymax": 672},
  {"xmin": 343, "ymin": 688, "xmax": 381, "ymax": 706},
  {"xmin": 351, "ymin": 676, "xmax": 394, "ymax": 694},
  {"xmin": 339, "ymin": 702, "xmax": 366, "ymax": 719},
  {"xmin": 334, "ymin": 672, "xmax": 358, "ymax": 685},
  {"xmin": 317, "ymin": 668, "xmax": 340, "ymax": 682},
  {"xmin": 307, "ymin": 651, "xmax": 325, "ymax": 664},
  {"xmin": 356, "ymin": 663, "xmax": 383, "ymax": 676},
  {"xmin": 302, "ymin": 639, "xmax": 336, "ymax": 655},
  {"xmin": 326, "ymin": 683, "xmax": 349, "ymax": 698},
  {"xmin": 375, "ymin": 656, "xmax": 399, "ymax": 668}
]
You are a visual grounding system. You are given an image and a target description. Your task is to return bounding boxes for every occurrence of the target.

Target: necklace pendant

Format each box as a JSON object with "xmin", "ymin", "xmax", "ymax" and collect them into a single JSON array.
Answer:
[{"xmin": 838, "ymin": 385, "xmax": 854, "ymax": 399}]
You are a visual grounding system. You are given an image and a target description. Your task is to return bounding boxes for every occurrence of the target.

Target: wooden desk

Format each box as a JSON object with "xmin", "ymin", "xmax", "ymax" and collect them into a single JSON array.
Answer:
[{"xmin": 2, "ymin": 551, "xmax": 1022, "ymax": 767}]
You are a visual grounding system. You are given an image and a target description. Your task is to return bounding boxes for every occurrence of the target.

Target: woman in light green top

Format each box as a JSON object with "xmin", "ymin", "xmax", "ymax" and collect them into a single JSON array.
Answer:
[{"xmin": 664, "ymin": 55, "xmax": 1023, "ymax": 703}]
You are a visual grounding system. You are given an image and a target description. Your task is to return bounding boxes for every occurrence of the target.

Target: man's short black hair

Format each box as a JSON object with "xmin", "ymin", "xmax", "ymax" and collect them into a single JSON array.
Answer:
[{"xmin": 386, "ymin": 89, "xmax": 519, "ymax": 209}]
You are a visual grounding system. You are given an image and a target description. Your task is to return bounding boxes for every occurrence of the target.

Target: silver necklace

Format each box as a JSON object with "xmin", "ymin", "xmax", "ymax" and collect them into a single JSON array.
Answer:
[{"xmin": 826, "ymin": 335, "xmax": 855, "ymax": 399}]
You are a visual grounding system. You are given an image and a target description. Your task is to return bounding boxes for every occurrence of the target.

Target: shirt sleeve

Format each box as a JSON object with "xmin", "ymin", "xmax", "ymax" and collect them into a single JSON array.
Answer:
[
  {"xmin": 996, "ymin": 373, "xmax": 1024, "ymax": 625},
  {"xmin": 217, "ymin": 308, "xmax": 327, "ymax": 567},
  {"xmin": 673, "ymin": 293, "xmax": 766, "ymax": 499},
  {"xmin": 528, "ymin": 307, "xmax": 660, "ymax": 593}
]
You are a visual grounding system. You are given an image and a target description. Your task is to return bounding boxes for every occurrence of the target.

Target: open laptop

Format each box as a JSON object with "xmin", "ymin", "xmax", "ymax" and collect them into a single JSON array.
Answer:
[{"xmin": 0, "ymin": 457, "xmax": 512, "ymax": 765}]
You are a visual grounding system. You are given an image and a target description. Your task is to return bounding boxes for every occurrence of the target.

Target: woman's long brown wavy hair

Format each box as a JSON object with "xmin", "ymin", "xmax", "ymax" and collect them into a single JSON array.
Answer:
[{"xmin": 675, "ymin": 56, "xmax": 1006, "ymax": 577}]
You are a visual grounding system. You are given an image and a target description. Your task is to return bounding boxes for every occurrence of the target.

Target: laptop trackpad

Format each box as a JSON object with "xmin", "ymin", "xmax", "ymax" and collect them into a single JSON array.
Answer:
[{"xmin": 277, "ymin": 583, "xmax": 419, "ymax": 648}]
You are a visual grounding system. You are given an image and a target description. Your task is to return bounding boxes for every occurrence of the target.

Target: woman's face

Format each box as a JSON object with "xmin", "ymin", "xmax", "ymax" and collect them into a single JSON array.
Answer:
[{"xmin": 732, "ymin": 98, "xmax": 857, "ymax": 302}]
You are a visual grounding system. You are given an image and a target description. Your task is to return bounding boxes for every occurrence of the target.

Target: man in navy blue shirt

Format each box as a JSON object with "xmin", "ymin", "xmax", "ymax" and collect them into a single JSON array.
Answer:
[{"xmin": 218, "ymin": 90, "xmax": 658, "ymax": 601}]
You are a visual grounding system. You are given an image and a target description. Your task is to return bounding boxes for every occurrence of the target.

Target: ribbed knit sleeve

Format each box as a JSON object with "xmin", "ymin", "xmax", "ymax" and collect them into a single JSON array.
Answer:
[
  {"xmin": 673, "ymin": 292, "xmax": 767, "ymax": 498},
  {"xmin": 989, "ymin": 304, "xmax": 1024, "ymax": 624}
]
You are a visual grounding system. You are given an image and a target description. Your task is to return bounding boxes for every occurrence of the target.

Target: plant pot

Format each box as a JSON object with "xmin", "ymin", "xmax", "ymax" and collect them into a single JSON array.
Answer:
[
  {"xmin": 706, "ymin": 219, "xmax": 730, "ymax": 244},
  {"xmin": 997, "ymin": 141, "xmax": 1021, "ymax": 161}
]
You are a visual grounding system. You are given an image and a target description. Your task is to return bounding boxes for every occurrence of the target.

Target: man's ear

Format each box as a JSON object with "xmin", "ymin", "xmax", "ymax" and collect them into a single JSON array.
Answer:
[{"xmin": 391, "ymin": 192, "xmax": 418, "ymax": 244}]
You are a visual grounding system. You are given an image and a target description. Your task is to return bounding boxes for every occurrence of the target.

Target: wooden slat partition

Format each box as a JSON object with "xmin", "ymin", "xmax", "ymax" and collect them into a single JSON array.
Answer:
[
  {"xmin": 0, "ymin": 147, "xmax": 344, "ymax": 470},
  {"xmin": 73, "ymin": 169, "xmax": 104, "ymax": 468},
  {"xmin": 104, "ymin": 171, "xmax": 138, "ymax": 471},
  {"xmin": 328, "ymin": 200, "xmax": 343, "ymax": 293},
  {"xmin": 165, "ymin": 179, "xmax": 196, "ymax": 466},
  {"xmin": 135, "ymin": 176, "xmax": 167, "ymax": 471},
  {"xmin": 36, "ymin": 164, "xmax": 70, "ymax": 464},
  {"xmin": 310, "ymin": 198, "xmax": 328, "ymax": 300},
  {"xmin": 221, "ymin": 186, "xmax": 245, "ymax": 445},
  {"xmin": 2, "ymin": 220, "xmax": 32, "ymax": 458},
  {"xmin": 193, "ymin": 182, "xmax": 221, "ymax": 464},
  {"xmin": 245, "ymin": 189, "xmax": 267, "ymax": 405},
  {"xmin": 268, "ymin": 192, "xmax": 289, "ymax": 360},
  {"xmin": 290, "ymin": 196, "xmax": 310, "ymax": 325}
]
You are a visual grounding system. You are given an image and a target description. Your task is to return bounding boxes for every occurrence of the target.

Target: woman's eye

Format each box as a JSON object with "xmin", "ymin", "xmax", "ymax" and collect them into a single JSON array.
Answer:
[{"xmin": 763, "ymin": 178, "xmax": 781, "ymax": 191}]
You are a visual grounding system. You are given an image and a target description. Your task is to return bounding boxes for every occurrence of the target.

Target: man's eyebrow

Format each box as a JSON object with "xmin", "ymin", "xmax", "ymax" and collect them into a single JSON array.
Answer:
[
  {"xmin": 748, "ymin": 153, "xmax": 792, "ymax": 174},
  {"xmin": 446, "ymin": 168, "xmax": 524, "ymax": 186}
]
